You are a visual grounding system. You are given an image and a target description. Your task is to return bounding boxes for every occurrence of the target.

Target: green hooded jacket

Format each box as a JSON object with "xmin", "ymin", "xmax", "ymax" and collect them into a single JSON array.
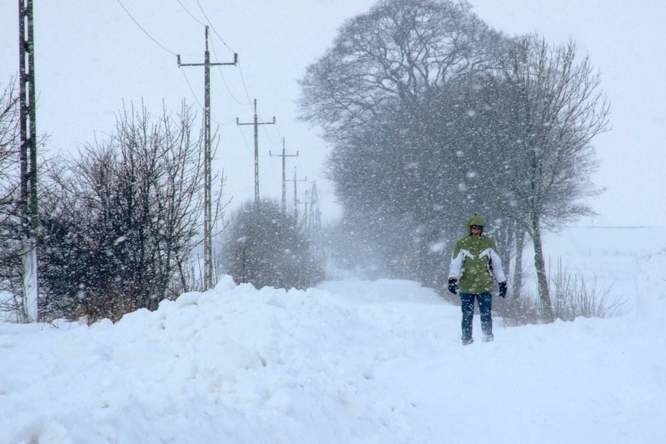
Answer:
[{"xmin": 448, "ymin": 215, "xmax": 506, "ymax": 294}]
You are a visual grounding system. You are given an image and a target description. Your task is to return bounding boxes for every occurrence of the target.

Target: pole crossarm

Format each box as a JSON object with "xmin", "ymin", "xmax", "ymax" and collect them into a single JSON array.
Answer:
[{"xmin": 177, "ymin": 54, "xmax": 238, "ymax": 67}]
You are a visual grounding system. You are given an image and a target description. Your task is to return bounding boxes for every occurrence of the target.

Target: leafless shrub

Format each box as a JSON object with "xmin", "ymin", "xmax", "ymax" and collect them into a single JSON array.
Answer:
[
  {"xmin": 496, "ymin": 259, "xmax": 625, "ymax": 325},
  {"xmin": 550, "ymin": 259, "xmax": 625, "ymax": 320},
  {"xmin": 38, "ymin": 101, "xmax": 209, "ymax": 322}
]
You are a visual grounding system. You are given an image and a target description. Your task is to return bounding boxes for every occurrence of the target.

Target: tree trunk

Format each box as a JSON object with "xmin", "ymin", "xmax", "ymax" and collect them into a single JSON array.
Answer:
[
  {"xmin": 530, "ymin": 216, "xmax": 554, "ymax": 322},
  {"xmin": 177, "ymin": 257, "xmax": 189, "ymax": 293},
  {"xmin": 512, "ymin": 228, "xmax": 525, "ymax": 298},
  {"xmin": 501, "ymin": 223, "xmax": 513, "ymax": 280}
]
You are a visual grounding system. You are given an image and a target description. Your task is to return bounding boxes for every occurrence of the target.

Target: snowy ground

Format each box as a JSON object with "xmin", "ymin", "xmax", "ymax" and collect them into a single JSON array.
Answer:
[{"xmin": 1, "ymin": 227, "xmax": 665, "ymax": 443}]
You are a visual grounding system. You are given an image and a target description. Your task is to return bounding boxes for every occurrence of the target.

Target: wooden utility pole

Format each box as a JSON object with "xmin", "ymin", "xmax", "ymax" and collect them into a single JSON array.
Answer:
[
  {"xmin": 285, "ymin": 166, "xmax": 307, "ymax": 222},
  {"xmin": 19, "ymin": 0, "xmax": 39, "ymax": 322},
  {"xmin": 303, "ymin": 189, "xmax": 310, "ymax": 229},
  {"xmin": 236, "ymin": 99, "xmax": 275, "ymax": 206},
  {"xmin": 269, "ymin": 138, "xmax": 298, "ymax": 214},
  {"xmin": 306, "ymin": 182, "xmax": 321, "ymax": 236},
  {"xmin": 177, "ymin": 26, "xmax": 237, "ymax": 290}
]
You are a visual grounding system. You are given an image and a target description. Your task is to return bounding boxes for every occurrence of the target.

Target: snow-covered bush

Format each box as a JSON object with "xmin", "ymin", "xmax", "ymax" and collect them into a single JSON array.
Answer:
[
  {"xmin": 220, "ymin": 200, "xmax": 324, "ymax": 290},
  {"xmin": 37, "ymin": 102, "xmax": 205, "ymax": 322}
]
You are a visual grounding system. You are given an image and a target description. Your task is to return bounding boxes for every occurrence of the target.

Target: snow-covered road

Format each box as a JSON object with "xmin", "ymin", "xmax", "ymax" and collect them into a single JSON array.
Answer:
[{"xmin": 1, "ymin": 273, "xmax": 665, "ymax": 444}]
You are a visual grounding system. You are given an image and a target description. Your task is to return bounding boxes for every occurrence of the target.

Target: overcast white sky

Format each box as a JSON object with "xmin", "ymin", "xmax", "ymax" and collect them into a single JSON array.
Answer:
[{"xmin": 1, "ymin": 0, "xmax": 664, "ymax": 227}]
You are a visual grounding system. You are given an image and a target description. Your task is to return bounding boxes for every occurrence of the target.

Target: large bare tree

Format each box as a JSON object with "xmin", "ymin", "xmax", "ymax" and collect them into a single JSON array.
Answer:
[
  {"xmin": 495, "ymin": 36, "xmax": 610, "ymax": 321},
  {"xmin": 299, "ymin": 0, "xmax": 504, "ymax": 140}
]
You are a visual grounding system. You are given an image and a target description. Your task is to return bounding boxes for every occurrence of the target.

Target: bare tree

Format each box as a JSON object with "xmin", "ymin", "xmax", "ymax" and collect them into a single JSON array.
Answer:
[
  {"xmin": 299, "ymin": 1, "xmax": 608, "ymax": 321},
  {"xmin": 0, "ymin": 78, "xmax": 20, "ymax": 218},
  {"xmin": 299, "ymin": 0, "xmax": 504, "ymax": 140},
  {"xmin": 39, "ymin": 101, "xmax": 206, "ymax": 321},
  {"xmin": 0, "ymin": 78, "xmax": 22, "ymax": 319},
  {"xmin": 0, "ymin": 78, "xmax": 19, "ymax": 177},
  {"xmin": 496, "ymin": 36, "xmax": 610, "ymax": 321}
]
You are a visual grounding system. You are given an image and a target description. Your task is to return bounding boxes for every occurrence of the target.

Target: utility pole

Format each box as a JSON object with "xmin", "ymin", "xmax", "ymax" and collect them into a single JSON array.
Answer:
[
  {"xmin": 303, "ymin": 189, "xmax": 310, "ymax": 230},
  {"xmin": 236, "ymin": 99, "xmax": 275, "ymax": 206},
  {"xmin": 177, "ymin": 26, "xmax": 237, "ymax": 290},
  {"xmin": 303, "ymin": 182, "xmax": 321, "ymax": 236},
  {"xmin": 269, "ymin": 137, "xmax": 298, "ymax": 214},
  {"xmin": 19, "ymin": 0, "xmax": 38, "ymax": 322},
  {"xmin": 285, "ymin": 166, "xmax": 307, "ymax": 222},
  {"xmin": 309, "ymin": 182, "xmax": 322, "ymax": 235}
]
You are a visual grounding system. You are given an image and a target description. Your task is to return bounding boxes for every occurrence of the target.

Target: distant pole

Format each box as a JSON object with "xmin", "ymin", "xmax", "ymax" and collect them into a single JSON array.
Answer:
[
  {"xmin": 177, "ymin": 26, "xmax": 237, "ymax": 290},
  {"xmin": 19, "ymin": 0, "xmax": 39, "ymax": 322},
  {"xmin": 236, "ymin": 99, "xmax": 275, "ymax": 206},
  {"xmin": 285, "ymin": 166, "xmax": 307, "ymax": 222},
  {"xmin": 303, "ymin": 189, "xmax": 310, "ymax": 230},
  {"xmin": 310, "ymin": 182, "xmax": 321, "ymax": 235},
  {"xmin": 269, "ymin": 138, "xmax": 298, "ymax": 214}
]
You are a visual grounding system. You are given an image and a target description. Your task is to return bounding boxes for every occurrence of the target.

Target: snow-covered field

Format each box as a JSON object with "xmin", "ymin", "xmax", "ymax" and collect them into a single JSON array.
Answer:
[{"xmin": 1, "ymin": 226, "xmax": 665, "ymax": 444}]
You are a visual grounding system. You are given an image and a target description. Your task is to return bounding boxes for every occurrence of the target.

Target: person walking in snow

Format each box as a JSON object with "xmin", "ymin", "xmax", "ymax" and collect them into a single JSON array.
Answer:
[{"xmin": 447, "ymin": 214, "xmax": 507, "ymax": 345}]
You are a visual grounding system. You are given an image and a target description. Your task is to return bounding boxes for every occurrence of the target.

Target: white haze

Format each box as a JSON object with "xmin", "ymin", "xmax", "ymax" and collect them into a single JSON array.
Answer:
[{"xmin": 0, "ymin": 0, "xmax": 664, "ymax": 226}]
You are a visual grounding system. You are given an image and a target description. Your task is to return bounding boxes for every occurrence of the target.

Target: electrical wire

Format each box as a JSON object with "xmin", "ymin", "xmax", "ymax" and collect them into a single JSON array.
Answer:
[
  {"xmin": 208, "ymin": 39, "xmax": 247, "ymax": 107},
  {"xmin": 175, "ymin": 0, "xmax": 250, "ymax": 109},
  {"xmin": 195, "ymin": 0, "xmax": 236, "ymax": 53},
  {"xmin": 175, "ymin": 0, "xmax": 207, "ymax": 27},
  {"xmin": 180, "ymin": 70, "xmax": 228, "ymax": 128},
  {"xmin": 192, "ymin": 0, "xmax": 254, "ymax": 107},
  {"xmin": 261, "ymin": 122, "xmax": 278, "ymax": 146},
  {"xmin": 116, "ymin": 0, "xmax": 216, "ymax": 125},
  {"xmin": 272, "ymin": 123, "xmax": 285, "ymax": 144},
  {"xmin": 183, "ymin": 0, "xmax": 294, "ymax": 180},
  {"xmin": 237, "ymin": 63, "xmax": 255, "ymax": 107},
  {"xmin": 179, "ymin": 69, "xmax": 204, "ymax": 111},
  {"xmin": 116, "ymin": 0, "xmax": 177, "ymax": 56},
  {"xmin": 236, "ymin": 122, "xmax": 253, "ymax": 153}
]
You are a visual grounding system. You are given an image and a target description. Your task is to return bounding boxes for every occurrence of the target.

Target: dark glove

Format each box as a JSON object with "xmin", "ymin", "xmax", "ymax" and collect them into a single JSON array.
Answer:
[
  {"xmin": 448, "ymin": 278, "xmax": 458, "ymax": 295},
  {"xmin": 498, "ymin": 281, "xmax": 507, "ymax": 298}
]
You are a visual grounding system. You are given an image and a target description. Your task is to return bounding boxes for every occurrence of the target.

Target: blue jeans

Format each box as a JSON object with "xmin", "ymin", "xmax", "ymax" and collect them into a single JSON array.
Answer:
[{"xmin": 460, "ymin": 292, "xmax": 492, "ymax": 340}]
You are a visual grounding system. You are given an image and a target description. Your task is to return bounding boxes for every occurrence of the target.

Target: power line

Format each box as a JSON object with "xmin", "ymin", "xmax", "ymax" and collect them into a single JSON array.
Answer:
[
  {"xmin": 175, "ymin": 0, "xmax": 207, "ymax": 27},
  {"xmin": 237, "ymin": 63, "xmax": 255, "ymax": 108},
  {"xmin": 173, "ymin": 0, "xmax": 246, "ymax": 108},
  {"xmin": 272, "ymin": 123, "xmax": 285, "ymax": 143},
  {"xmin": 180, "ymin": 59, "xmax": 229, "ymax": 130},
  {"xmin": 179, "ymin": 69, "xmax": 204, "ymax": 111},
  {"xmin": 116, "ymin": 0, "xmax": 177, "ymax": 56},
  {"xmin": 261, "ymin": 123, "xmax": 278, "ymax": 146},
  {"xmin": 185, "ymin": 0, "xmax": 252, "ymax": 112},
  {"xmin": 116, "ymin": 0, "xmax": 209, "ymax": 118},
  {"xmin": 192, "ymin": 0, "xmax": 253, "ymax": 106},
  {"xmin": 195, "ymin": 0, "xmax": 236, "ymax": 53},
  {"xmin": 209, "ymin": 39, "xmax": 247, "ymax": 106},
  {"xmin": 236, "ymin": 123, "xmax": 253, "ymax": 153}
]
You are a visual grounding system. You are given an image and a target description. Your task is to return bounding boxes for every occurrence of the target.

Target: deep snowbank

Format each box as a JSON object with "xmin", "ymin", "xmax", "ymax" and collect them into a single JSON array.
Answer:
[{"xmin": 1, "ymin": 273, "xmax": 665, "ymax": 444}]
